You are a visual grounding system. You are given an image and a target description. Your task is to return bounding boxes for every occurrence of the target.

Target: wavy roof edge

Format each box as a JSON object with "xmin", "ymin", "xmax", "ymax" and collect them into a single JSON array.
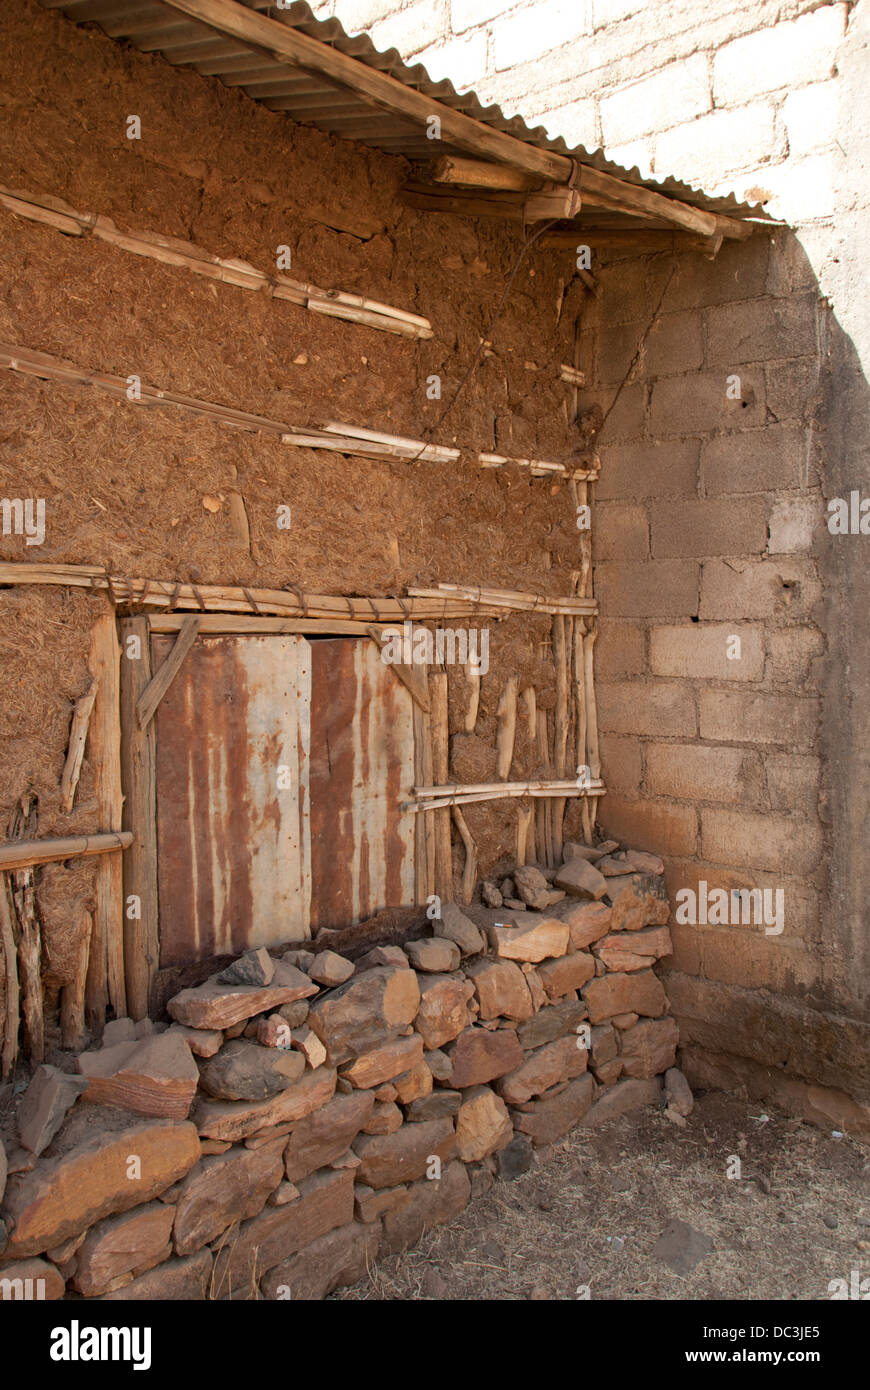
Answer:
[{"xmin": 277, "ymin": 0, "xmax": 770, "ymax": 221}]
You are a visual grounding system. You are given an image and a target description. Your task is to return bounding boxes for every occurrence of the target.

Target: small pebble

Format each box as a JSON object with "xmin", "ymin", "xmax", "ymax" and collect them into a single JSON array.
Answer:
[{"xmin": 823, "ymin": 1213, "xmax": 839, "ymax": 1229}]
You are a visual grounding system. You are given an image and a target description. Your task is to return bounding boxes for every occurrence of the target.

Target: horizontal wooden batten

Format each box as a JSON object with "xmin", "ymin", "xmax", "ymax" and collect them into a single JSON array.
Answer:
[
  {"xmin": 0, "ymin": 832, "xmax": 133, "ymax": 873},
  {"xmin": 149, "ymin": 614, "xmax": 393, "ymax": 635},
  {"xmin": 0, "ymin": 185, "xmax": 432, "ymax": 339},
  {"xmin": 404, "ymin": 779, "xmax": 606, "ymax": 812},
  {"xmin": 409, "ymin": 583, "xmax": 598, "ymax": 617}
]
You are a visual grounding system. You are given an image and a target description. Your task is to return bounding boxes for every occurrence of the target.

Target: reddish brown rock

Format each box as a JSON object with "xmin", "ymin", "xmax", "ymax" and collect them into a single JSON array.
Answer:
[
  {"xmin": 168, "ymin": 961, "xmax": 317, "ymax": 1030},
  {"xmin": 596, "ymin": 926, "xmax": 673, "ymax": 972},
  {"xmin": 173, "ymin": 1143, "xmax": 285, "ymax": 1254},
  {"xmin": 244, "ymin": 1123, "xmax": 292, "ymax": 1150},
  {"xmin": 168, "ymin": 1024, "xmax": 223, "ymax": 1058},
  {"xmin": 554, "ymin": 899, "xmax": 613, "ymax": 949},
  {"xmin": 260, "ymin": 1220, "xmax": 381, "ymax": 1300},
  {"xmin": 608, "ymin": 873, "xmax": 670, "ymax": 932},
  {"xmin": 3, "ymin": 1120, "xmax": 200, "ymax": 1259},
  {"xmin": 536, "ymin": 951, "xmax": 595, "ymax": 1000},
  {"xmin": 619, "ymin": 1017, "xmax": 680, "ymax": 1078},
  {"xmin": 381, "ymin": 1161, "xmax": 471, "ymax": 1254},
  {"xmin": 340, "ymin": 1034, "xmax": 423, "ymax": 1089},
  {"xmin": 102, "ymin": 1248, "xmax": 212, "ymax": 1300},
  {"xmin": 404, "ymin": 1090, "xmax": 462, "ymax": 1122},
  {"xmin": 72, "ymin": 1201, "xmax": 176, "ymax": 1295},
  {"xmin": 445, "ymin": 1027, "xmax": 523, "ymax": 1088},
  {"xmin": 16, "ymin": 1065, "xmax": 89, "ymax": 1155},
  {"xmin": 0, "ymin": 1257, "xmax": 65, "ymax": 1300},
  {"xmin": 393, "ymin": 1061, "xmax": 433, "ymax": 1104},
  {"xmin": 353, "ymin": 1117, "xmax": 455, "ymax": 1189},
  {"xmin": 354, "ymin": 1182, "xmax": 409, "ymax": 1224},
  {"xmin": 522, "ymin": 965, "xmax": 547, "ymax": 1011},
  {"xmin": 623, "ymin": 850, "xmax": 665, "ymax": 875},
  {"xmin": 579, "ymin": 1076, "xmax": 662, "ymax": 1126},
  {"xmin": 496, "ymin": 1035, "xmax": 588, "ymax": 1105},
  {"xmin": 513, "ymin": 865, "xmax": 551, "ymax": 910},
  {"xmin": 424, "ymin": 1048, "xmax": 452, "ymax": 1081},
  {"xmin": 486, "ymin": 913, "xmax": 570, "ymax": 963},
  {"xmin": 512, "ymin": 1073, "xmax": 595, "ymax": 1145},
  {"xmin": 563, "ymin": 841, "xmax": 615, "ymax": 862},
  {"xmin": 308, "ymin": 967, "xmax": 420, "ymax": 1064},
  {"xmin": 363, "ymin": 1101, "xmax": 404, "ymax": 1135},
  {"xmin": 414, "ymin": 974, "xmax": 475, "ymax": 1049},
  {"xmin": 590, "ymin": 1023, "xmax": 618, "ymax": 1065},
  {"xmin": 354, "ymin": 945, "xmax": 409, "ymax": 972},
  {"xmin": 436, "ymin": 902, "xmax": 485, "ymax": 956},
  {"xmin": 554, "ymin": 857, "xmax": 608, "ymax": 900},
  {"xmin": 516, "ymin": 998, "xmax": 588, "ymax": 1050},
  {"xmin": 404, "ymin": 937, "xmax": 461, "ymax": 973},
  {"xmin": 464, "ymin": 958, "xmax": 534, "ymax": 1021},
  {"xmin": 308, "ymin": 950, "xmax": 355, "ymax": 986},
  {"xmin": 613, "ymin": 1011, "xmax": 639, "ymax": 1029},
  {"xmin": 194, "ymin": 1066, "xmax": 336, "ymax": 1142},
  {"xmin": 283, "ymin": 1090, "xmax": 376, "ymax": 1183},
  {"xmin": 213, "ymin": 1167, "xmax": 354, "ymax": 1291},
  {"xmin": 78, "ymin": 1033, "xmax": 199, "ymax": 1120},
  {"xmin": 454, "ymin": 1085, "xmax": 513, "ymax": 1161},
  {"xmin": 582, "ymin": 969, "xmax": 668, "ymax": 1024},
  {"xmin": 593, "ymin": 1059, "xmax": 624, "ymax": 1085}
]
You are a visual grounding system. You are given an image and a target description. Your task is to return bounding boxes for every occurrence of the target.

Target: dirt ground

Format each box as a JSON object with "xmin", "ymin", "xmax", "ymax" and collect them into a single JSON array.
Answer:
[{"xmin": 336, "ymin": 1089, "xmax": 870, "ymax": 1301}]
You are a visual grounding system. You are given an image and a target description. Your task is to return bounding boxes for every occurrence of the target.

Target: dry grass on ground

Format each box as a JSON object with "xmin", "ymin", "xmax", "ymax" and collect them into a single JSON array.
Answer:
[{"xmin": 336, "ymin": 1091, "xmax": 870, "ymax": 1301}]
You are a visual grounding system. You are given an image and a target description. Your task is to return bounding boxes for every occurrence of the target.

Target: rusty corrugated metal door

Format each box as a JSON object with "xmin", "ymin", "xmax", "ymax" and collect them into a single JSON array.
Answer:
[
  {"xmin": 154, "ymin": 635, "xmax": 311, "ymax": 965},
  {"xmin": 308, "ymin": 638, "xmax": 415, "ymax": 930}
]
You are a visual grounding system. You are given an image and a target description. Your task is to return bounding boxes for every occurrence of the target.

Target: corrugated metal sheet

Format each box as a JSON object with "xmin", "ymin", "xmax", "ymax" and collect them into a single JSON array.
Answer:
[
  {"xmin": 308, "ymin": 638, "xmax": 416, "ymax": 930},
  {"xmin": 154, "ymin": 634, "xmax": 311, "ymax": 964},
  {"xmin": 37, "ymin": 0, "xmax": 769, "ymax": 220}
]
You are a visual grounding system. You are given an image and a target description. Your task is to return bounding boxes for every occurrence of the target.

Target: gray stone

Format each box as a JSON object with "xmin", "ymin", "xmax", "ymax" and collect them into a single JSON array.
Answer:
[
  {"xmin": 17, "ymin": 1066, "xmax": 89, "ymax": 1155},
  {"xmin": 495, "ymin": 1135, "xmax": 534, "ymax": 1181},
  {"xmin": 404, "ymin": 1090, "xmax": 462, "ymax": 1121},
  {"xmin": 198, "ymin": 1040, "xmax": 305, "ymax": 1101},
  {"xmin": 436, "ymin": 902, "xmax": 485, "ymax": 956},
  {"xmin": 102, "ymin": 1018, "xmax": 137, "ymax": 1046},
  {"xmin": 217, "ymin": 947, "xmax": 275, "ymax": 988},
  {"xmin": 665, "ymin": 1066, "xmax": 694, "ymax": 1117},
  {"xmin": 516, "ymin": 998, "xmax": 588, "ymax": 1051},
  {"xmin": 553, "ymin": 857, "xmax": 609, "ymax": 901}
]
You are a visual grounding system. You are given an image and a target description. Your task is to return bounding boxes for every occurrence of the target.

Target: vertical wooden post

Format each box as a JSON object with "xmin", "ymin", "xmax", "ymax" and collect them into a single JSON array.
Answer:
[
  {"xmin": 536, "ymin": 709, "xmax": 553, "ymax": 867},
  {"xmin": 413, "ymin": 702, "xmax": 429, "ymax": 906},
  {"xmin": 552, "ymin": 615, "xmax": 569, "ymax": 862},
  {"xmin": 429, "ymin": 672, "xmax": 453, "ymax": 902},
  {"xmin": 584, "ymin": 625, "xmax": 601, "ymax": 835},
  {"xmin": 119, "ymin": 616, "xmax": 159, "ymax": 1020},
  {"xmin": 0, "ymin": 875, "xmax": 19, "ymax": 1080},
  {"xmin": 87, "ymin": 614, "xmax": 126, "ymax": 1029},
  {"xmin": 520, "ymin": 687, "xmax": 537, "ymax": 864}
]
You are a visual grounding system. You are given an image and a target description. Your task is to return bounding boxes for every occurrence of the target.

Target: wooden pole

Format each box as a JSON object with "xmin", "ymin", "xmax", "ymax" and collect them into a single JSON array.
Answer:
[
  {"xmin": 0, "ymin": 876, "xmax": 19, "ymax": 1080},
  {"xmin": 584, "ymin": 626, "xmax": 602, "ymax": 835},
  {"xmin": 8, "ymin": 795, "xmax": 43, "ymax": 1063},
  {"xmin": 59, "ymin": 680, "xmax": 97, "ymax": 813},
  {"xmin": 136, "ymin": 615, "xmax": 201, "ymax": 729},
  {"xmin": 496, "ymin": 676, "xmax": 518, "ymax": 780},
  {"xmin": 0, "ymin": 832, "xmax": 133, "ymax": 873},
  {"xmin": 464, "ymin": 661, "xmax": 481, "ymax": 733},
  {"xmin": 413, "ymin": 703, "xmax": 429, "ymax": 907},
  {"xmin": 61, "ymin": 908, "xmax": 91, "ymax": 1053},
  {"xmin": 520, "ymin": 687, "xmax": 537, "ymax": 864},
  {"xmin": 88, "ymin": 614, "xmax": 126, "ymax": 1026},
  {"xmin": 516, "ymin": 804, "xmax": 533, "ymax": 867},
  {"xmin": 429, "ymin": 673, "xmax": 453, "ymax": 903},
  {"xmin": 119, "ymin": 617, "xmax": 159, "ymax": 1020},
  {"xmin": 451, "ymin": 806, "xmax": 478, "ymax": 905}
]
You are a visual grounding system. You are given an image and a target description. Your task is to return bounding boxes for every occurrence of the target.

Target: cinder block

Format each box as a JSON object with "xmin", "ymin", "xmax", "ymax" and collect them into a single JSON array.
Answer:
[
  {"xmin": 599, "ymin": 795, "xmax": 698, "ymax": 858},
  {"xmin": 700, "ymin": 427, "xmax": 808, "ymax": 495},
  {"xmin": 596, "ymin": 259, "xmax": 654, "ymax": 327},
  {"xmin": 783, "ymin": 80, "xmax": 839, "ymax": 157},
  {"xmin": 737, "ymin": 153, "xmax": 836, "ymax": 225},
  {"xmin": 595, "ymin": 620, "xmax": 647, "ymax": 678},
  {"xmin": 764, "ymin": 359, "xmax": 823, "ymax": 422},
  {"xmin": 655, "ymin": 103, "xmax": 777, "ymax": 185},
  {"xmin": 699, "ymin": 558, "xmax": 821, "ymax": 621},
  {"xmin": 370, "ymin": 0, "xmax": 448, "ymax": 54},
  {"xmin": 451, "ymin": 0, "xmax": 516, "ymax": 33},
  {"xmin": 649, "ymin": 369, "xmax": 766, "ymax": 435},
  {"xmin": 645, "ymin": 742, "xmax": 748, "ymax": 804},
  {"xmin": 669, "ymin": 925, "xmax": 819, "ymax": 991},
  {"xmin": 596, "ymin": 439, "xmax": 699, "ymax": 502},
  {"xmin": 767, "ymin": 496, "xmax": 817, "ymax": 554},
  {"xmin": 765, "ymin": 753, "xmax": 821, "ymax": 815},
  {"xmin": 596, "ymin": 381, "xmax": 646, "ymax": 442},
  {"xmin": 650, "ymin": 498, "xmax": 769, "ymax": 559},
  {"xmin": 596, "ymin": 561, "xmax": 699, "ymax": 618},
  {"xmin": 767, "ymin": 626, "xmax": 824, "ymax": 684},
  {"xmin": 334, "ymin": 0, "xmax": 402, "ymax": 28},
  {"xmin": 699, "ymin": 690, "xmax": 819, "ymax": 749},
  {"xmin": 416, "ymin": 31, "xmax": 488, "ymax": 88},
  {"xmin": 667, "ymin": 236, "xmax": 770, "ymax": 313},
  {"xmin": 599, "ymin": 734, "xmax": 643, "ymax": 794},
  {"xmin": 701, "ymin": 806, "xmax": 822, "ymax": 875},
  {"xmin": 600, "ymin": 55, "xmax": 709, "ymax": 146},
  {"xmin": 712, "ymin": 6, "xmax": 847, "ymax": 106},
  {"xmin": 593, "ymin": 503, "xmax": 650, "ymax": 561},
  {"xmin": 492, "ymin": 0, "xmax": 589, "ymax": 70},
  {"xmin": 650, "ymin": 623, "xmax": 764, "ymax": 680},
  {"xmin": 705, "ymin": 296, "xmax": 819, "ymax": 367},
  {"xmin": 665, "ymin": 859, "xmax": 823, "ymax": 944},
  {"xmin": 598, "ymin": 679, "xmax": 696, "ymax": 738},
  {"xmin": 643, "ymin": 310, "xmax": 705, "ymax": 378}
]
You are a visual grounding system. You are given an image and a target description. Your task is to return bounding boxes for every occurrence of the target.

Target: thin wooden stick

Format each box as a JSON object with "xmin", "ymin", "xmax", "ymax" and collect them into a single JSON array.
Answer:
[
  {"xmin": 552, "ymin": 616, "xmax": 570, "ymax": 863},
  {"xmin": 413, "ymin": 703, "xmax": 429, "ymax": 907},
  {"xmin": 59, "ymin": 679, "xmax": 97, "ymax": 813},
  {"xmin": 61, "ymin": 907, "xmax": 91, "ymax": 1053},
  {"xmin": 535, "ymin": 708, "xmax": 554, "ymax": 868},
  {"xmin": 410, "ymin": 583, "xmax": 597, "ymax": 616},
  {"xmin": 8, "ymin": 795, "xmax": 43, "ymax": 1064},
  {"xmin": 584, "ymin": 625, "xmax": 602, "ymax": 835},
  {"xmin": 421, "ymin": 706, "xmax": 436, "ymax": 902},
  {"xmin": 464, "ymin": 661, "xmax": 481, "ymax": 734},
  {"xmin": 496, "ymin": 676, "xmax": 518, "ymax": 781},
  {"xmin": 88, "ymin": 614, "xmax": 126, "ymax": 1024},
  {"xmin": 451, "ymin": 806, "xmax": 478, "ymax": 905},
  {"xmin": 136, "ymin": 616, "xmax": 201, "ymax": 729},
  {"xmin": 404, "ymin": 779, "xmax": 605, "ymax": 811},
  {"xmin": 429, "ymin": 673, "xmax": 453, "ymax": 903},
  {"xmin": 573, "ymin": 619, "xmax": 592, "ymax": 844},
  {"xmin": 516, "ymin": 804, "xmax": 533, "ymax": 867},
  {"xmin": 520, "ymin": 687, "xmax": 537, "ymax": 865},
  {"xmin": 0, "ymin": 874, "xmax": 19, "ymax": 1080}
]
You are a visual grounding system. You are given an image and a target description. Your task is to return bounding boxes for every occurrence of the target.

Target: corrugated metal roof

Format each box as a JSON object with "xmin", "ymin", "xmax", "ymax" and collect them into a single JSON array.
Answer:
[{"xmin": 38, "ymin": 0, "xmax": 770, "ymax": 221}]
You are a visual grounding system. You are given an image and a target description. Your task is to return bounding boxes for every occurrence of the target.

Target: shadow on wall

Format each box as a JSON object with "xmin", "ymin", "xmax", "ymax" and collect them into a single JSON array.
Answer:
[{"xmin": 564, "ymin": 227, "xmax": 870, "ymax": 1128}]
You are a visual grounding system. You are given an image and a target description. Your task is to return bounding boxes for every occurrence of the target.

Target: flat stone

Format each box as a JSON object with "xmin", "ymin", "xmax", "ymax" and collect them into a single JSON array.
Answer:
[
  {"xmin": 464, "ymin": 958, "xmax": 534, "ymax": 1021},
  {"xmin": 73, "ymin": 1201, "xmax": 176, "ymax": 1295},
  {"xmin": 552, "ymin": 899, "xmax": 612, "ymax": 949},
  {"xmin": 414, "ymin": 973, "xmax": 475, "ymax": 1049},
  {"xmin": 582, "ymin": 969, "xmax": 668, "ymax": 1024},
  {"xmin": 283, "ymin": 1090, "xmax": 375, "ymax": 1183},
  {"xmin": 623, "ymin": 850, "xmax": 665, "ymax": 875},
  {"xmin": 308, "ymin": 951, "xmax": 355, "ymax": 987},
  {"xmin": 17, "ymin": 1065, "xmax": 89, "ymax": 1156},
  {"xmin": 607, "ymin": 873, "xmax": 670, "ymax": 932},
  {"xmin": 354, "ymin": 945, "xmax": 408, "ymax": 973},
  {"xmin": 665, "ymin": 1066, "xmax": 694, "ymax": 1117},
  {"xmin": 497, "ymin": 1035, "xmax": 588, "ymax": 1105},
  {"xmin": 496, "ymin": 1135, "xmax": 534, "ymax": 1180},
  {"xmin": 595, "ymin": 854, "xmax": 635, "ymax": 876},
  {"xmin": 244, "ymin": 1122, "xmax": 292, "ymax": 1150},
  {"xmin": 619, "ymin": 1017, "xmax": 679, "ymax": 1078},
  {"xmin": 563, "ymin": 841, "xmax": 614, "ymax": 862},
  {"xmin": 613, "ymin": 1011, "xmax": 639, "ymax": 1029},
  {"xmin": 445, "ymin": 1026, "xmax": 523, "ymax": 1088},
  {"xmin": 424, "ymin": 1048, "xmax": 452, "ymax": 1081},
  {"xmin": 455, "ymin": 1085, "xmax": 512, "ymax": 1161},
  {"xmin": 404, "ymin": 937, "xmax": 461, "ymax": 973},
  {"xmin": 580, "ymin": 1076, "xmax": 663, "ymax": 1127},
  {"xmin": 362, "ymin": 1101, "xmax": 404, "ymax": 1135},
  {"xmin": 78, "ymin": 1032, "xmax": 199, "ymax": 1120},
  {"xmin": 523, "ymin": 966, "xmax": 547, "ymax": 1011},
  {"xmin": 597, "ymin": 926, "xmax": 673, "ymax": 967},
  {"xmin": 512, "ymin": 1073, "xmax": 595, "ymax": 1146},
  {"xmin": 194, "ymin": 1066, "xmax": 336, "ymax": 1142},
  {"xmin": 516, "ymin": 997, "xmax": 588, "ymax": 1050},
  {"xmin": 308, "ymin": 966, "xmax": 420, "ymax": 1064},
  {"xmin": 353, "ymin": 1117, "xmax": 455, "ymax": 1189},
  {"xmin": 169, "ymin": 961, "xmax": 317, "ymax": 1030},
  {"xmin": 553, "ymin": 858, "xmax": 608, "ymax": 900},
  {"xmin": 590, "ymin": 1023, "xmax": 618, "ymax": 1065},
  {"xmin": 381, "ymin": 1160, "xmax": 470, "ymax": 1254},
  {"xmin": 355, "ymin": 1182, "xmax": 409, "ymax": 1224},
  {"xmin": 199, "ymin": 1139, "xmax": 231, "ymax": 1155},
  {"xmin": 436, "ymin": 902, "xmax": 486, "ymax": 956},
  {"xmin": 394, "ymin": 1061, "xmax": 432, "ymax": 1104},
  {"xmin": 652, "ymin": 1218, "xmax": 713, "ymax": 1275},
  {"xmin": 292, "ymin": 1026, "xmax": 328, "ymax": 1070},
  {"xmin": 340, "ymin": 1035, "xmax": 425, "ymax": 1093},
  {"xmin": 486, "ymin": 912, "xmax": 570, "ymax": 963},
  {"xmin": 536, "ymin": 951, "xmax": 595, "ymax": 1000},
  {"xmin": 103, "ymin": 1017, "xmax": 137, "ymax": 1046},
  {"xmin": 102, "ymin": 1248, "xmax": 212, "ymax": 1300},
  {"xmin": 216, "ymin": 947, "xmax": 275, "ymax": 988},
  {"xmin": 167, "ymin": 1024, "xmax": 223, "ymax": 1058},
  {"xmin": 260, "ymin": 1220, "xmax": 381, "ymax": 1301},
  {"xmin": 0, "ymin": 1257, "xmax": 65, "ymax": 1300},
  {"xmin": 404, "ymin": 1089, "xmax": 462, "ymax": 1122},
  {"xmin": 213, "ymin": 1167, "xmax": 354, "ymax": 1290},
  {"xmin": 172, "ymin": 1142, "xmax": 285, "ymax": 1255},
  {"xmin": 2, "ymin": 1120, "xmax": 200, "ymax": 1259},
  {"xmin": 269, "ymin": 1181, "xmax": 300, "ymax": 1206},
  {"xmin": 198, "ymin": 1039, "xmax": 305, "ymax": 1102}
]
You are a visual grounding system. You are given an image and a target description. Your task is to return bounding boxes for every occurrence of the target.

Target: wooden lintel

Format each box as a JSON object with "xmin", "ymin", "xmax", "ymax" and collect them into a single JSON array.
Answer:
[{"xmin": 136, "ymin": 615, "xmax": 201, "ymax": 729}]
